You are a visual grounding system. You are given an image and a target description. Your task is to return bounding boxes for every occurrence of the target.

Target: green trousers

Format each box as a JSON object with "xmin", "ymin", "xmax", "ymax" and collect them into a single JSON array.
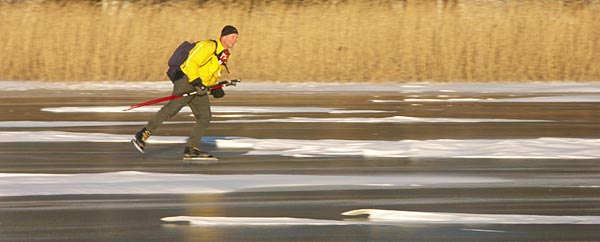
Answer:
[{"xmin": 146, "ymin": 76, "xmax": 211, "ymax": 147}]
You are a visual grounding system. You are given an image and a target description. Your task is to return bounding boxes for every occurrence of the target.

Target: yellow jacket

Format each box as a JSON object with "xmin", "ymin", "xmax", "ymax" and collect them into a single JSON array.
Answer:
[{"xmin": 180, "ymin": 39, "xmax": 226, "ymax": 87}]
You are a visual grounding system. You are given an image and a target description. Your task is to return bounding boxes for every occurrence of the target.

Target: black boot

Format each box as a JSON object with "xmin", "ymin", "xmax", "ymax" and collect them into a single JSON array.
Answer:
[
  {"xmin": 183, "ymin": 146, "xmax": 218, "ymax": 161},
  {"xmin": 131, "ymin": 127, "xmax": 151, "ymax": 153}
]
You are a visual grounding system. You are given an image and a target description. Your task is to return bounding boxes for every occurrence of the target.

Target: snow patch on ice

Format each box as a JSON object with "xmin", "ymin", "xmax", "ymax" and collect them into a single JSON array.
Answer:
[
  {"xmin": 161, "ymin": 209, "xmax": 600, "ymax": 226},
  {"xmin": 216, "ymin": 137, "xmax": 600, "ymax": 159},
  {"xmin": 161, "ymin": 216, "xmax": 356, "ymax": 226},
  {"xmin": 375, "ymin": 94, "xmax": 600, "ymax": 103},
  {"xmin": 0, "ymin": 81, "xmax": 173, "ymax": 91},
  {"xmin": 41, "ymin": 106, "xmax": 388, "ymax": 114},
  {"xmin": 497, "ymin": 94, "xmax": 600, "ymax": 102},
  {"xmin": 212, "ymin": 114, "xmax": 264, "ymax": 118},
  {"xmin": 342, "ymin": 209, "xmax": 600, "ymax": 224},
  {"xmin": 461, "ymin": 229, "xmax": 507, "ymax": 233},
  {"xmin": 1, "ymin": 131, "xmax": 599, "ymax": 159},
  {"xmin": 214, "ymin": 116, "xmax": 551, "ymax": 123},
  {"xmin": 0, "ymin": 172, "xmax": 507, "ymax": 197},
  {"xmin": 0, "ymin": 121, "xmax": 191, "ymax": 128},
  {"xmin": 0, "ymin": 131, "xmax": 187, "ymax": 143}
]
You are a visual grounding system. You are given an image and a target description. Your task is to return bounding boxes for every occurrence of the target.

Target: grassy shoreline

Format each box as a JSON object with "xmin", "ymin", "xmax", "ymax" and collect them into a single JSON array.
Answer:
[{"xmin": 1, "ymin": 0, "xmax": 599, "ymax": 82}]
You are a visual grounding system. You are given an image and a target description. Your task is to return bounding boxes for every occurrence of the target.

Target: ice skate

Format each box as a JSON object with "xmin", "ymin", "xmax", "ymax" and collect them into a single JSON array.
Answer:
[
  {"xmin": 131, "ymin": 127, "xmax": 151, "ymax": 153},
  {"xmin": 183, "ymin": 146, "xmax": 219, "ymax": 161}
]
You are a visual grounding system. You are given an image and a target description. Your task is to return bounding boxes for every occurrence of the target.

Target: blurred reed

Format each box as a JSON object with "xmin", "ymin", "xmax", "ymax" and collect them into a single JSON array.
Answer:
[{"xmin": 0, "ymin": 0, "xmax": 599, "ymax": 82}]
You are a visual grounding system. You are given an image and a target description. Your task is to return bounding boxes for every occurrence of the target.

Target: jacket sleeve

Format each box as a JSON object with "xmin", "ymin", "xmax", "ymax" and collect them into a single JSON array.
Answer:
[{"xmin": 183, "ymin": 41, "xmax": 216, "ymax": 83}]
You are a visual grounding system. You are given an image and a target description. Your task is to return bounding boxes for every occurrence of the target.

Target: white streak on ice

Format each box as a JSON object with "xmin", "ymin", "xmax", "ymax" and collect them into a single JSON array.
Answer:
[
  {"xmin": 0, "ymin": 121, "xmax": 190, "ymax": 128},
  {"xmin": 214, "ymin": 116, "xmax": 551, "ymax": 123},
  {"xmin": 461, "ymin": 229, "xmax": 506, "ymax": 233},
  {"xmin": 0, "ymin": 115, "xmax": 551, "ymax": 127},
  {"xmin": 0, "ymin": 131, "xmax": 186, "ymax": 143},
  {"xmin": 495, "ymin": 94, "xmax": 600, "ymax": 102},
  {"xmin": 1, "ymin": 131, "xmax": 599, "ymax": 159},
  {"xmin": 212, "ymin": 114, "xmax": 263, "ymax": 118},
  {"xmin": 375, "ymin": 94, "xmax": 600, "ymax": 103},
  {"xmin": 342, "ymin": 209, "xmax": 600, "ymax": 224},
  {"xmin": 41, "ymin": 106, "xmax": 388, "ymax": 114},
  {"xmin": 0, "ymin": 171, "xmax": 507, "ymax": 197},
  {"xmin": 0, "ymin": 81, "xmax": 172, "ymax": 91},
  {"xmin": 161, "ymin": 216, "xmax": 356, "ymax": 226},
  {"xmin": 216, "ymin": 137, "xmax": 600, "ymax": 159},
  {"xmin": 163, "ymin": 209, "xmax": 600, "ymax": 226},
  {"xmin": 161, "ymin": 209, "xmax": 600, "ymax": 226}
]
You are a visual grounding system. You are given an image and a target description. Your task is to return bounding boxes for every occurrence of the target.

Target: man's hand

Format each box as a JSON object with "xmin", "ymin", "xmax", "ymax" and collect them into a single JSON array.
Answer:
[
  {"xmin": 194, "ymin": 86, "xmax": 207, "ymax": 96},
  {"xmin": 190, "ymin": 78, "xmax": 207, "ymax": 96},
  {"xmin": 214, "ymin": 79, "xmax": 241, "ymax": 87},
  {"xmin": 228, "ymin": 79, "xmax": 241, "ymax": 86},
  {"xmin": 211, "ymin": 87, "xmax": 225, "ymax": 98}
]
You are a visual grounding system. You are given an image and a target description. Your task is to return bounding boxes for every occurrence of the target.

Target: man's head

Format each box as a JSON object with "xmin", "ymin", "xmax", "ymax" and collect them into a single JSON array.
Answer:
[{"xmin": 220, "ymin": 25, "xmax": 239, "ymax": 49}]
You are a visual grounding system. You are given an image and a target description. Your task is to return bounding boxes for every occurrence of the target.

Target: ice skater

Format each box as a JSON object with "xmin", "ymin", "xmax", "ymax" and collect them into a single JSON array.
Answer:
[{"xmin": 131, "ymin": 25, "xmax": 239, "ymax": 161}]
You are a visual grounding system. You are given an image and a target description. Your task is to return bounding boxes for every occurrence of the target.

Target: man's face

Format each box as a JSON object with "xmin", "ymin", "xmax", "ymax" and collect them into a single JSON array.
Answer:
[{"xmin": 222, "ymin": 34, "xmax": 238, "ymax": 49}]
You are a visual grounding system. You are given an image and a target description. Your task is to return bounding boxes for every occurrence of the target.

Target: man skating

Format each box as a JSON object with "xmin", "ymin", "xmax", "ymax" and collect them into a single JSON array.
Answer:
[{"xmin": 131, "ymin": 25, "xmax": 239, "ymax": 161}]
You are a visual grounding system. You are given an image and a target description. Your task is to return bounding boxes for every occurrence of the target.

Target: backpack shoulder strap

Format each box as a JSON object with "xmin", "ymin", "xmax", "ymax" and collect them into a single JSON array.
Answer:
[
  {"xmin": 210, "ymin": 39, "xmax": 230, "ymax": 73},
  {"xmin": 210, "ymin": 39, "xmax": 218, "ymax": 56}
]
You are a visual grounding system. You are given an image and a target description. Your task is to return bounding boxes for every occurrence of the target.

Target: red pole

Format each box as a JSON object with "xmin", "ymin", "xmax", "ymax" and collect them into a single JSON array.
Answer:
[
  {"xmin": 123, "ymin": 94, "xmax": 186, "ymax": 111},
  {"xmin": 124, "ymin": 79, "xmax": 239, "ymax": 111}
]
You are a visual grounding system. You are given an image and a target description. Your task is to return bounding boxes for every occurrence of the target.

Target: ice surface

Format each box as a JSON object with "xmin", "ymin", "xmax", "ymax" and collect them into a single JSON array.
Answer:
[{"xmin": 342, "ymin": 209, "xmax": 600, "ymax": 224}]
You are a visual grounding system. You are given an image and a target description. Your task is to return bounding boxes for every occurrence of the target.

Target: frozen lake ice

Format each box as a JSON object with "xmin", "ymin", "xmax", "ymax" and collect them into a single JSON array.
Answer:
[{"xmin": 1, "ymin": 81, "xmax": 599, "ymax": 241}]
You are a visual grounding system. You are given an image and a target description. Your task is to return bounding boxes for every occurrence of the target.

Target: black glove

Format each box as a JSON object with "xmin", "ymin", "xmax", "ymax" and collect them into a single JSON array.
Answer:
[
  {"xmin": 211, "ymin": 87, "xmax": 225, "ymax": 98},
  {"xmin": 190, "ymin": 78, "xmax": 207, "ymax": 96}
]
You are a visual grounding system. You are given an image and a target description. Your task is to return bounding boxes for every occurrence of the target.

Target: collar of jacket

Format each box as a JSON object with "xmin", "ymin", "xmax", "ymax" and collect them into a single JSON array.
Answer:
[{"xmin": 215, "ymin": 39, "xmax": 226, "ymax": 54}]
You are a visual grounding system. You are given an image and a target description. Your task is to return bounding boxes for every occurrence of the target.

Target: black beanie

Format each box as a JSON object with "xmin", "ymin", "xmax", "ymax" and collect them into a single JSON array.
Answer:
[{"xmin": 221, "ymin": 25, "xmax": 239, "ymax": 37}]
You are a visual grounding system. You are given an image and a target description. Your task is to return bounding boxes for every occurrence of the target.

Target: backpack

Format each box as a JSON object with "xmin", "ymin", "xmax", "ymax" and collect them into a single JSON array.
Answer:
[{"xmin": 166, "ymin": 40, "xmax": 218, "ymax": 82}]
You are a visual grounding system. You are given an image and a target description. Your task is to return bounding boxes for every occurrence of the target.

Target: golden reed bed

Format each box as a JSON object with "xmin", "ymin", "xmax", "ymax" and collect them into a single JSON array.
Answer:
[{"xmin": 1, "ymin": 0, "xmax": 599, "ymax": 82}]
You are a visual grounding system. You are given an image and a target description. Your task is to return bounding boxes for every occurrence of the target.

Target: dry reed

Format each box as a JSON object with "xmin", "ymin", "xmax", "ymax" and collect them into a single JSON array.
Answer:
[{"xmin": 1, "ymin": 0, "xmax": 599, "ymax": 82}]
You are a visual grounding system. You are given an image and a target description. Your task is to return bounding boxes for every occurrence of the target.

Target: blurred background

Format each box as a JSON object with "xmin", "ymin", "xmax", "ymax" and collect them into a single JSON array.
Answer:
[{"xmin": 1, "ymin": 0, "xmax": 599, "ymax": 82}]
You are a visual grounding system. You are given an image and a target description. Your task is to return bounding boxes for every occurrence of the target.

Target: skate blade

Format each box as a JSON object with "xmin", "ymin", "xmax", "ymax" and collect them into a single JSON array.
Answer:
[
  {"xmin": 131, "ymin": 139, "xmax": 144, "ymax": 154},
  {"xmin": 183, "ymin": 157, "xmax": 219, "ymax": 163}
]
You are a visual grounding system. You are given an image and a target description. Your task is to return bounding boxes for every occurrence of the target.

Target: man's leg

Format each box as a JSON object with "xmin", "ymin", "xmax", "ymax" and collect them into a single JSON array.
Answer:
[
  {"xmin": 186, "ymin": 93, "xmax": 211, "ymax": 147},
  {"xmin": 146, "ymin": 77, "xmax": 194, "ymax": 133},
  {"xmin": 132, "ymin": 77, "xmax": 193, "ymax": 152},
  {"xmin": 182, "ymin": 94, "xmax": 215, "ymax": 160}
]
